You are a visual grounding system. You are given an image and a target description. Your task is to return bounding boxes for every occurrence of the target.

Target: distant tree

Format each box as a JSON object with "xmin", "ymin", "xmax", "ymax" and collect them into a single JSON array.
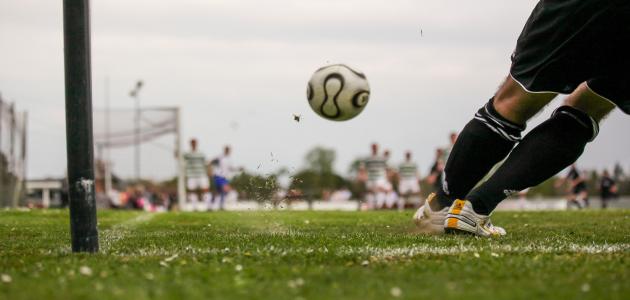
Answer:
[
  {"xmin": 305, "ymin": 146, "xmax": 335, "ymax": 174},
  {"xmin": 289, "ymin": 169, "xmax": 347, "ymax": 199},
  {"xmin": 347, "ymin": 158, "xmax": 363, "ymax": 175},
  {"xmin": 231, "ymin": 171, "xmax": 279, "ymax": 203},
  {"xmin": 289, "ymin": 147, "xmax": 348, "ymax": 199},
  {"xmin": 613, "ymin": 163, "xmax": 625, "ymax": 181},
  {"xmin": 618, "ymin": 177, "xmax": 630, "ymax": 196}
]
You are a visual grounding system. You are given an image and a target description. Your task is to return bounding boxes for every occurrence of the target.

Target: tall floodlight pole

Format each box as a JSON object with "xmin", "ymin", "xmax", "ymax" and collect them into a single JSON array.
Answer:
[
  {"xmin": 104, "ymin": 77, "xmax": 112, "ymax": 197},
  {"xmin": 130, "ymin": 81, "xmax": 143, "ymax": 181},
  {"xmin": 63, "ymin": 0, "xmax": 99, "ymax": 252}
]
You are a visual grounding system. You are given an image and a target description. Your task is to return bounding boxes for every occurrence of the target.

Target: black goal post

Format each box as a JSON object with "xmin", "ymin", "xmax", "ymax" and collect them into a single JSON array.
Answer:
[{"xmin": 63, "ymin": 0, "xmax": 99, "ymax": 253}]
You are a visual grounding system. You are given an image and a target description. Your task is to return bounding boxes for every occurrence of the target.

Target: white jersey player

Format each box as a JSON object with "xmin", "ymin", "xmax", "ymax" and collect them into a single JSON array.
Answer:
[
  {"xmin": 210, "ymin": 145, "xmax": 237, "ymax": 210},
  {"xmin": 398, "ymin": 151, "xmax": 420, "ymax": 195},
  {"xmin": 398, "ymin": 151, "xmax": 421, "ymax": 209},
  {"xmin": 183, "ymin": 138, "xmax": 210, "ymax": 211},
  {"xmin": 364, "ymin": 143, "xmax": 390, "ymax": 209}
]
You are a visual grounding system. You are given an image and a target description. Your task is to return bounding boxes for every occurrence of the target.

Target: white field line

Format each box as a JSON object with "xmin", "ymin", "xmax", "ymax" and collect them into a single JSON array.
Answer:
[
  {"xmin": 334, "ymin": 243, "xmax": 630, "ymax": 257},
  {"xmin": 101, "ymin": 242, "xmax": 629, "ymax": 258},
  {"xmin": 100, "ymin": 213, "xmax": 157, "ymax": 253}
]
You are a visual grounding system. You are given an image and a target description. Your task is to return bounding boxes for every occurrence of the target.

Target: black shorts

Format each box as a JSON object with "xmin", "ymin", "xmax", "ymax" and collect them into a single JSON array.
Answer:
[
  {"xmin": 510, "ymin": 0, "xmax": 630, "ymax": 114},
  {"xmin": 572, "ymin": 183, "xmax": 587, "ymax": 195}
]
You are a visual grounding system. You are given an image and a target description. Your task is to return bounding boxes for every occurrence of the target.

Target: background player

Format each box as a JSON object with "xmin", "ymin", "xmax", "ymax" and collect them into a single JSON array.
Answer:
[
  {"xmin": 398, "ymin": 151, "xmax": 421, "ymax": 210},
  {"xmin": 183, "ymin": 138, "xmax": 210, "ymax": 211},
  {"xmin": 382, "ymin": 149, "xmax": 399, "ymax": 209},
  {"xmin": 364, "ymin": 143, "xmax": 389, "ymax": 210},
  {"xmin": 415, "ymin": 0, "xmax": 629, "ymax": 236},
  {"xmin": 560, "ymin": 164, "xmax": 589, "ymax": 209},
  {"xmin": 210, "ymin": 145, "xmax": 236, "ymax": 211},
  {"xmin": 599, "ymin": 169, "xmax": 617, "ymax": 209},
  {"xmin": 426, "ymin": 148, "xmax": 445, "ymax": 193}
]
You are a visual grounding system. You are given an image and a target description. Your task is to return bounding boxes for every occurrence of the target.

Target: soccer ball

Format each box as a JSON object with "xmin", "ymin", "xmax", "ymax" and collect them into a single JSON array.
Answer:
[{"xmin": 306, "ymin": 64, "xmax": 370, "ymax": 121}]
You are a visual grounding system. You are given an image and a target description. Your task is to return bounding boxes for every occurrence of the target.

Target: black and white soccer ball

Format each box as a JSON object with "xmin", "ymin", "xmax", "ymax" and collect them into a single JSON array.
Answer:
[{"xmin": 306, "ymin": 64, "xmax": 370, "ymax": 121}]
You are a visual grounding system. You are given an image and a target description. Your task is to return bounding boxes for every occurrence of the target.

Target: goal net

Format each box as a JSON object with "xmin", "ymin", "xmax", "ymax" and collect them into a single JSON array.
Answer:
[{"xmin": 92, "ymin": 106, "xmax": 185, "ymax": 207}]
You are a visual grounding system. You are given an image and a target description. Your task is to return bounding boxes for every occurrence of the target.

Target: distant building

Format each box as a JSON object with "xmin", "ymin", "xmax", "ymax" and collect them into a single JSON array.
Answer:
[{"xmin": 26, "ymin": 179, "xmax": 65, "ymax": 208}]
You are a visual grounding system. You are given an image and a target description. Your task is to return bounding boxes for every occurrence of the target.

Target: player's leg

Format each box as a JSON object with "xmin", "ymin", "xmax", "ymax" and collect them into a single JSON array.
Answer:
[
  {"xmin": 444, "ymin": 0, "xmax": 627, "ymax": 235},
  {"xmin": 208, "ymin": 175, "xmax": 218, "ymax": 210},
  {"xmin": 365, "ymin": 181, "xmax": 376, "ymax": 210},
  {"xmin": 215, "ymin": 187, "xmax": 224, "ymax": 211},
  {"xmin": 402, "ymin": 180, "xmax": 420, "ymax": 210},
  {"xmin": 567, "ymin": 191, "xmax": 581, "ymax": 210},
  {"xmin": 213, "ymin": 176, "xmax": 227, "ymax": 211},
  {"xmin": 579, "ymin": 190, "xmax": 590, "ymax": 208},
  {"xmin": 397, "ymin": 194, "xmax": 406, "ymax": 211},
  {"xmin": 567, "ymin": 188, "xmax": 580, "ymax": 210},
  {"xmin": 186, "ymin": 191, "xmax": 195, "ymax": 210},
  {"xmin": 188, "ymin": 192, "xmax": 199, "ymax": 211},
  {"xmin": 433, "ymin": 76, "xmax": 556, "ymax": 210},
  {"xmin": 466, "ymin": 82, "xmax": 615, "ymax": 215},
  {"xmin": 415, "ymin": 77, "xmax": 553, "ymax": 233},
  {"xmin": 386, "ymin": 191, "xmax": 398, "ymax": 210},
  {"xmin": 391, "ymin": 182, "xmax": 398, "ymax": 209},
  {"xmin": 398, "ymin": 181, "xmax": 409, "ymax": 211},
  {"xmin": 374, "ymin": 180, "xmax": 386, "ymax": 209},
  {"xmin": 365, "ymin": 192, "xmax": 375, "ymax": 210},
  {"xmin": 200, "ymin": 177, "xmax": 211, "ymax": 211},
  {"xmin": 185, "ymin": 178, "xmax": 197, "ymax": 211},
  {"xmin": 219, "ymin": 183, "xmax": 231, "ymax": 210},
  {"xmin": 375, "ymin": 190, "xmax": 386, "ymax": 210}
]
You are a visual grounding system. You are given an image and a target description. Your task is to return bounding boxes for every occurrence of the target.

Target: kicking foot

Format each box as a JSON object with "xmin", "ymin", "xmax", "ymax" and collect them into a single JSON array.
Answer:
[
  {"xmin": 444, "ymin": 199, "xmax": 506, "ymax": 237},
  {"xmin": 413, "ymin": 193, "xmax": 448, "ymax": 234}
]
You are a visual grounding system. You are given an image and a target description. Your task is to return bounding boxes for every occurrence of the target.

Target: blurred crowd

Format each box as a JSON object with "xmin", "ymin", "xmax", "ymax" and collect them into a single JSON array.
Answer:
[
  {"xmin": 180, "ymin": 139, "xmax": 239, "ymax": 211},
  {"xmin": 58, "ymin": 132, "xmax": 626, "ymax": 212},
  {"xmin": 353, "ymin": 133, "xmax": 457, "ymax": 211},
  {"xmin": 352, "ymin": 131, "xmax": 625, "ymax": 211}
]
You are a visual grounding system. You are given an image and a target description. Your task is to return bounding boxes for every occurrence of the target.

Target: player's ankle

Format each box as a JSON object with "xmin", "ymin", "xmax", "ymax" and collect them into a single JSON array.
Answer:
[
  {"xmin": 431, "ymin": 191, "xmax": 452, "ymax": 210},
  {"xmin": 468, "ymin": 198, "xmax": 491, "ymax": 215}
]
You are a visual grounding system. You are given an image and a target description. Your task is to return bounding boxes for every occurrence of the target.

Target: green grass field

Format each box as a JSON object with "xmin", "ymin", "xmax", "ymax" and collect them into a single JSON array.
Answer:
[{"xmin": 1, "ymin": 209, "xmax": 628, "ymax": 300}]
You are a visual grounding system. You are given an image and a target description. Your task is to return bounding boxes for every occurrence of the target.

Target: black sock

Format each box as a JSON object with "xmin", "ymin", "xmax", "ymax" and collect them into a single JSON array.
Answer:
[
  {"xmin": 468, "ymin": 106, "xmax": 598, "ymax": 215},
  {"xmin": 435, "ymin": 98, "xmax": 524, "ymax": 209}
]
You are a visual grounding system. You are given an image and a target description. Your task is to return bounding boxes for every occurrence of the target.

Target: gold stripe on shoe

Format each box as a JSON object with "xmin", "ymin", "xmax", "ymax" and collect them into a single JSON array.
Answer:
[{"xmin": 444, "ymin": 199, "xmax": 506, "ymax": 237}]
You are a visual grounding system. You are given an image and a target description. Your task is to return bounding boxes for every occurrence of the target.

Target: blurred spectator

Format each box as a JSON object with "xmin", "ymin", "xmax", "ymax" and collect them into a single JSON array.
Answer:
[
  {"xmin": 398, "ymin": 151, "xmax": 421, "ymax": 210},
  {"xmin": 599, "ymin": 169, "xmax": 617, "ymax": 209},
  {"xmin": 559, "ymin": 164, "xmax": 589, "ymax": 209},
  {"xmin": 427, "ymin": 148, "xmax": 445, "ymax": 192},
  {"xmin": 383, "ymin": 149, "xmax": 398, "ymax": 209}
]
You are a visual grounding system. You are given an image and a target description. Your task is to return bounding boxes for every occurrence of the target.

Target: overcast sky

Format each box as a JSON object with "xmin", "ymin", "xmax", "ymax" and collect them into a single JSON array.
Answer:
[{"xmin": 1, "ymin": 0, "xmax": 629, "ymax": 180}]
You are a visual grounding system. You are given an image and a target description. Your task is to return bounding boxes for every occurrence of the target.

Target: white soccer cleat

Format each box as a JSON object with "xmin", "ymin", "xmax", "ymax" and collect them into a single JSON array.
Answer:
[
  {"xmin": 413, "ymin": 193, "xmax": 448, "ymax": 234},
  {"xmin": 444, "ymin": 199, "xmax": 506, "ymax": 237}
]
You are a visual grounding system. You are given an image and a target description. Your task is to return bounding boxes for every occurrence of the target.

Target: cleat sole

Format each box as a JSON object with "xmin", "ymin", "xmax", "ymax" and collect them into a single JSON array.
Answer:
[{"xmin": 444, "ymin": 227, "xmax": 476, "ymax": 236}]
